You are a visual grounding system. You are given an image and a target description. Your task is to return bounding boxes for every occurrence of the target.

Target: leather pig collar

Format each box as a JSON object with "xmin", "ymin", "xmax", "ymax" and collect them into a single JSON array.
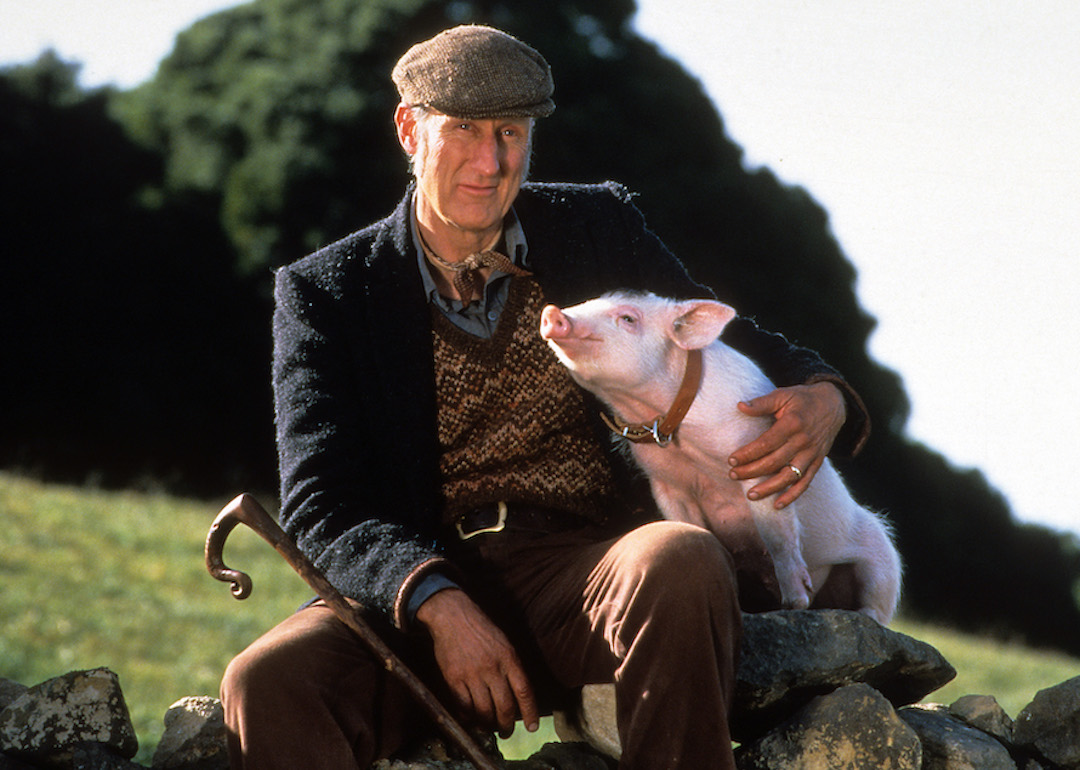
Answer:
[{"xmin": 600, "ymin": 348, "xmax": 703, "ymax": 447}]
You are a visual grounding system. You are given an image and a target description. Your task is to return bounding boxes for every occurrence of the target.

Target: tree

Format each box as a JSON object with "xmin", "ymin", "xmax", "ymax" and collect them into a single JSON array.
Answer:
[
  {"xmin": 0, "ymin": 52, "xmax": 274, "ymax": 492},
  {"xmin": 115, "ymin": 0, "xmax": 438, "ymax": 274}
]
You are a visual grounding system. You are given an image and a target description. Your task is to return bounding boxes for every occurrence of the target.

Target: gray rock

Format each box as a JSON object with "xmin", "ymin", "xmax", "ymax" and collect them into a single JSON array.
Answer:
[
  {"xmin": 899, "ymin": 704, "xmax": 1017, "ymax": 769},
  {"xmin": 735, "ymin": 683, "xmax": 922, "ymax": 769},
  {"xmin": 367, "ymin": 735, "xmax": 613, "ymax": 769},
  {"xmin": 732, "ymin": 609, "xmax": 956, "ymax": 740},
  {"xmin": 0, "ymin": 669, "xmax": 138, "ymax": 764},
  {"xmin": 71, "ymin": 742, "xmax": 147, "ymax": 769},
  {"xmin": 370, "ymin": 735, "xmax": 500, "ymax": 770},
  {"xmin": 552, "ymin": 685, "xmax": 620, "ymax": 760},
  {"xmin": 369, "ymin": 760, "xmax": 472, "ymax": 770},
  {"xmin": 949, "ymin": 694, "xmax": 1014, "ymax": 743},
  {"xmin": 527, "ymin": 742, "xmax": 613, "ymax": 769},
  {"xmin": 152, "ymin": 697, "xmax": 227, "ymax": 770},
  {"xmin": 370, "ymin": 756, "xmax": 474, "ymax": 770},
  {"xmin": 1014, "ymin": 675, "xmax": 1080, "ymax": 769},
  {"xmin": 0, "ymin": 681, "xmax": 29, "ymax": 713}
]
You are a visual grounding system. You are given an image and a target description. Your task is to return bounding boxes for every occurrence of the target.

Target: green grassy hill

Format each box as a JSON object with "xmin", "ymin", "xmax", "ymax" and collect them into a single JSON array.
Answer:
[{"xmin": 2, "ymin": 472, "xmax": 1077, "ymax": 763}]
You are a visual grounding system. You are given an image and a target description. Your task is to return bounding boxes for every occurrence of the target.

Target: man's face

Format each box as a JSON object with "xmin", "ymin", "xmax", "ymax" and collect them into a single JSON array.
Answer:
[{"xmin": 398, "ymin": 107, "xmax": 532, "ymax": 245}]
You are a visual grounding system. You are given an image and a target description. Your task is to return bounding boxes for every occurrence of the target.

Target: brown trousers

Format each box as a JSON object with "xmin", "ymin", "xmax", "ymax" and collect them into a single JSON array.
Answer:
[{"xmin": 221, "ymin": 521, "xmax": 742, "ymax": 769}]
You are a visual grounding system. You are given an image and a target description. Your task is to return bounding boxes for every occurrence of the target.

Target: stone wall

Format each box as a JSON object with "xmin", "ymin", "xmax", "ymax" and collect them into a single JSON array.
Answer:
[{"xmin": 2, "ymin": 611, "xmax": 1078, "ymax": 769}]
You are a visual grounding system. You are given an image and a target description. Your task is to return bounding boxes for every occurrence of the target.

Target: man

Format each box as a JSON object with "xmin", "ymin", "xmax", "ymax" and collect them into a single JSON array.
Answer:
[{"xmin": 221, "ymin": 24, "xmax": 868, "ymax": 770}]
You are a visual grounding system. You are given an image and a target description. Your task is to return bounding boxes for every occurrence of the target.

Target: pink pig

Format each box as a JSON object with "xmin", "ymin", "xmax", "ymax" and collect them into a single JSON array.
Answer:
[{"xmin": 540, "ymin": 291, "xmax": 901, "ymax": 624}]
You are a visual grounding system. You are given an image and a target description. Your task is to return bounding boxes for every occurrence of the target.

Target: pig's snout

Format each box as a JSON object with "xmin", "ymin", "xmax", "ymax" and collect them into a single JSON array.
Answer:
[{"xmin": 540, "ymin": 304, "xmax": 572, "ymax": 340}]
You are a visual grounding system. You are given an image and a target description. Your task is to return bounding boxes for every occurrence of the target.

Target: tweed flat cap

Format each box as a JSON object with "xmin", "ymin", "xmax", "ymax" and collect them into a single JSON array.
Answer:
[{"xmin": 392, "ymin": 25, "xmax": 555, "ymax": 119}]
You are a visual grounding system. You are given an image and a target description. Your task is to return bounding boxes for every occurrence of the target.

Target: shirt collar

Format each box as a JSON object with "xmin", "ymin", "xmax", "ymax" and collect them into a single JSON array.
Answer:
[{"xmin": 411, "ymin": 199, "xmax": 529, "ymax": 308}]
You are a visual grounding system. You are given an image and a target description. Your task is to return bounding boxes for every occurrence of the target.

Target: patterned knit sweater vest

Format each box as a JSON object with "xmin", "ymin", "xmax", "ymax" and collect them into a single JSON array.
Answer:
[{"xmin": 431, "ymin": 278, "xmax": 616, "ymax": 525}]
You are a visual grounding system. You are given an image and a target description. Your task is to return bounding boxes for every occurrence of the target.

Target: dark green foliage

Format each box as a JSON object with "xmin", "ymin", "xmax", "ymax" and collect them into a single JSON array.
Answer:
[
  {"xmin": 114, "ymin": 0, "xmax": 437, "ymax": 272},
  {"xmin": 0, "ymin": 51, "xmax": 275, "ymax": 493},
  {"xmin": 2, "ymin": 1, "xmax": 1078, "ymax": 653}
]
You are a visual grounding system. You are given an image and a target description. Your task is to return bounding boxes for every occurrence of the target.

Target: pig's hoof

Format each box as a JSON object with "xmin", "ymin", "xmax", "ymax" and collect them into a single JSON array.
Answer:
[
  {"xmin": 781, "ymin": 593, "xmax": 811, "ymax": 611},
  {"xmin": 858, "ymin": 606, "xmax": 889, "ymax": 625},
  {"xmin": 778, "ymin": 571, "xmax": 813, "ymax": 610},
  {"xmin": 779, "ymin": 583, "xmax": 812, "ymax": 610}
]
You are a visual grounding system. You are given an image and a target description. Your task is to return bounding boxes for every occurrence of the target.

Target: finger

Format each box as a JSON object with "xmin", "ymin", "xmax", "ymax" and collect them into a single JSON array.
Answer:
[
  {"xmin": 772, "ymin": 477, "xmax": 809, "ymax": 510},
  {"xmin": 490, "ymin": 677, "xmax": 520, "ymax": 738},
  {"xmin": 450, "ymin": 681, "xmax": 476, "ymax": 721},
  {"xmin": 746, "ymin": 454, "xmax": 816, "ymax": 502},
  {"xmin": 508, "ymin": 666, "xmax": 539, "ymax": 733},
  {"xmin": 737, "ymin": 390, "xmax": 784, "ymax": 418},
  {"xmin": 731, "ymin": 433, "xmax": 800, "ymax": 483},
  {"xmin": 728, "ymin": 393, "xmax": 786, "ymax": 461},
  {"xmin": 730, "ymin": 411, "xmax": 812, "ymax": 474},
  {"xmin": 745, "ymin": 469, "xmax": 794, "ymax": 502},
  {"xmin": 772, "ymin": 457, "xmax": 824, "ymax": 509},
  {"xmin": 491, "ymin": 654, "xmax": 538, "ymax": 736},
  {"xmin": 728, "ymin": 423, "xmax": 793, "ymax": 473},
  {"xmin": 465, "ymin": 680, "xmax": 497, "ymax": 730}
]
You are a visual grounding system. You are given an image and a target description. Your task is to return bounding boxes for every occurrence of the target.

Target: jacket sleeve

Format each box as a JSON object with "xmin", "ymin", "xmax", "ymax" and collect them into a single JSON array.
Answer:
[{"xmin": 273, "ymin": 262, "xmax": 456, "ymax": 630}]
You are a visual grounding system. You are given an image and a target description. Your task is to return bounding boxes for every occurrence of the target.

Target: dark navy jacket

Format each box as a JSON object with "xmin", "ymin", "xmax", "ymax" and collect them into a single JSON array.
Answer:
[{"xmin": 272, "ymin": 181, "xmax": 865, "ymax": 629}]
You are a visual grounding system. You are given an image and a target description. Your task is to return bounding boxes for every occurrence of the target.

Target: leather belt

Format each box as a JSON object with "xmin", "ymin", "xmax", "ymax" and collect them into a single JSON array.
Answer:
[{"xmin": 454, "ymin": 502, "xmax": 588, "ymax": 541}]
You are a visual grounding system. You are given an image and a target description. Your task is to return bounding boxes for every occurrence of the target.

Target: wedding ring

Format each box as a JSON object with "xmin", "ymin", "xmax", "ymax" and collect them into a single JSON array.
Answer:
[{"xmin": 788, "ymin": 464, "xmax": 804, "ymax": 480}]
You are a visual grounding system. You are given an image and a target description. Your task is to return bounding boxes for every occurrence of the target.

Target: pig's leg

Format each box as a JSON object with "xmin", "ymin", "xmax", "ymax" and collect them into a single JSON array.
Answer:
[
  {"xmin": 849, "ymin": 511, "xmax": 902, "ymax": 624},
  {"xmin": 750, "ymin": 501, "xmax": 814, "ymax": 610}
]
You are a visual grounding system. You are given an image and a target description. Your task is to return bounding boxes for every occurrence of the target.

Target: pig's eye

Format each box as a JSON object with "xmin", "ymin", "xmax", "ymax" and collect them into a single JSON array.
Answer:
[{"xmin": 618, "ymin": 314, "xmax": 637, "ymax": 326}]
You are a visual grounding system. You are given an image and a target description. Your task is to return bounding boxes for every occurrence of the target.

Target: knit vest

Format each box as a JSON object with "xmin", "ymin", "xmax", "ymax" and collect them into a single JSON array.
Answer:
[{"xmin": 431, "ymin": 278, "xmax": 616, "ymax": 524}]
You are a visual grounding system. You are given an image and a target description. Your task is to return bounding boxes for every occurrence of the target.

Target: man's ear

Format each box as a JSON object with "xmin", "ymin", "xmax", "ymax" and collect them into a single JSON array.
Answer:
[
  {"xmin": 394, "ymin": 103, "xmax": 419, "ymax": 155},
  {"xmin": 670, "ymin": 300, "xmax": 737, "ymax": 350}
]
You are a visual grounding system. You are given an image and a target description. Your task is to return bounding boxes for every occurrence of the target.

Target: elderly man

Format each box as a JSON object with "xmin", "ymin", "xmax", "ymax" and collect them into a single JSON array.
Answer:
[{"xmin": 221, "ymin": 25, "xmax": 868, "ymax": 770}]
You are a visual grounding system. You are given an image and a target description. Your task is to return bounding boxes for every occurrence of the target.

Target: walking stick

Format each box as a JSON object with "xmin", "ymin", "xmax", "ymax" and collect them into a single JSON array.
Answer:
[{"xmin": 205, "ymin": 493, "xmax": 501, "ymax": 770}]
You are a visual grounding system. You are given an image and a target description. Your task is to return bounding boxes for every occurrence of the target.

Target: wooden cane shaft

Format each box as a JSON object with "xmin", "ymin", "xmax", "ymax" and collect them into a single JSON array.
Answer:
[{"xmin": 205, "ymin": 493, "xmax": 500, "ymax": 770}]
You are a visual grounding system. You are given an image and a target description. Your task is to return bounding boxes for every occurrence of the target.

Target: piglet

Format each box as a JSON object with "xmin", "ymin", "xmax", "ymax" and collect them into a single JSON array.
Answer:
[{"xmin": 540, "ymin": 291, "xmax": 901, "ymax": 624}]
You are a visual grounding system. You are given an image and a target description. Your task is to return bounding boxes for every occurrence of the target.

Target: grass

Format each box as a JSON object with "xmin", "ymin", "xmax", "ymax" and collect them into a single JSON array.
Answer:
[
  {"xmin": 0, "ymin": 472, "xmax": 311, "ymax": 764},
  {"xmin": 2, "ymin": 472, "xmax": 1078, "ymax": 763},
  {"xmin": 891, "ymin": 616, "xmax": 1080, "ymax": 717}
]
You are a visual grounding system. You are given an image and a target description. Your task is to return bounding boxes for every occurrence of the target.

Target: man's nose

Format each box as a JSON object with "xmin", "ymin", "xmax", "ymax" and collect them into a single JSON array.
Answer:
[{"xmin": 471, "ymin": 131, "xmax": 502, "ymax": 175}]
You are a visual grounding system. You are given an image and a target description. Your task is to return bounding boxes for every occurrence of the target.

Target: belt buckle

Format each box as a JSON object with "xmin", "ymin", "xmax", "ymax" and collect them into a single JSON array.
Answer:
[{"xmin": 456, "ymin": 501, "xmax": 508, "ymax": 541}]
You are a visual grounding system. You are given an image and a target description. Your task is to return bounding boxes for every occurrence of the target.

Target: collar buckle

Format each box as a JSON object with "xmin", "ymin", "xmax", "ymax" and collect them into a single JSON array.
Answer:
[{"xmin": 600, "ymin": 348, "xmax": 703, "ymax": 448}]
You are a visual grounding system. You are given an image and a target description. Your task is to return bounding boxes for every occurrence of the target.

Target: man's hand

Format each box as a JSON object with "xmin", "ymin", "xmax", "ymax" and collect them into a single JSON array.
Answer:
[
  {"xmin": 727, "ymin": 381, "xmax": 846, "ymax": 509},
  {"xmin": 415, "ymin": 588, "xmax": 539, "ymax": 738}
]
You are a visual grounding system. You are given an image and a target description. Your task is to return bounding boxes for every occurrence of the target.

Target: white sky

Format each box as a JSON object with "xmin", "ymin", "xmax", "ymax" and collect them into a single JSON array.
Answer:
[
  {"xmin": 2, "ymin": 0, "xmax": 1078, "ymax": 537},
  {"xmin": 634, "ymin": 0, "xmax": 1080, "ymax": 539}
]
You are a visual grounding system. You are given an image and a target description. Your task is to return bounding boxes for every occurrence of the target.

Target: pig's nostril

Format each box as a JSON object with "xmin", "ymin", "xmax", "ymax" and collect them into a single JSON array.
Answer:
[{"xmin": 540, "ymin": 306, "xmax": 570, "ymax": 337}]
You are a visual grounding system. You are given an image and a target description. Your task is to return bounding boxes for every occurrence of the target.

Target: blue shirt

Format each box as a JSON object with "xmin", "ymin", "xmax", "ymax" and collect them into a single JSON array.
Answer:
[
  {"xmin": 405, "ymin": 204, "xmax": 531, "ymax": 622},
  {"xmin": 412, "ymin": 206, "xmax": 530, "ymax": 339}
]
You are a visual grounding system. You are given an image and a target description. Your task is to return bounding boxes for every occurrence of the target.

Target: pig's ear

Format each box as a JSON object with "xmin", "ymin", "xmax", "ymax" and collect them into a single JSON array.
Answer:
[{"xmin": 670, "ymin": 301, "xmax": 736, "ymax": 350}]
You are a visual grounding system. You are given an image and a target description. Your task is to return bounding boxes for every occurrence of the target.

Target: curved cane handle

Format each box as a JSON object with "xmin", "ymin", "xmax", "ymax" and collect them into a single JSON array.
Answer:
[{"xmin": 204, "ymin": 493, "xmax": 265, "ymax": 599}]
